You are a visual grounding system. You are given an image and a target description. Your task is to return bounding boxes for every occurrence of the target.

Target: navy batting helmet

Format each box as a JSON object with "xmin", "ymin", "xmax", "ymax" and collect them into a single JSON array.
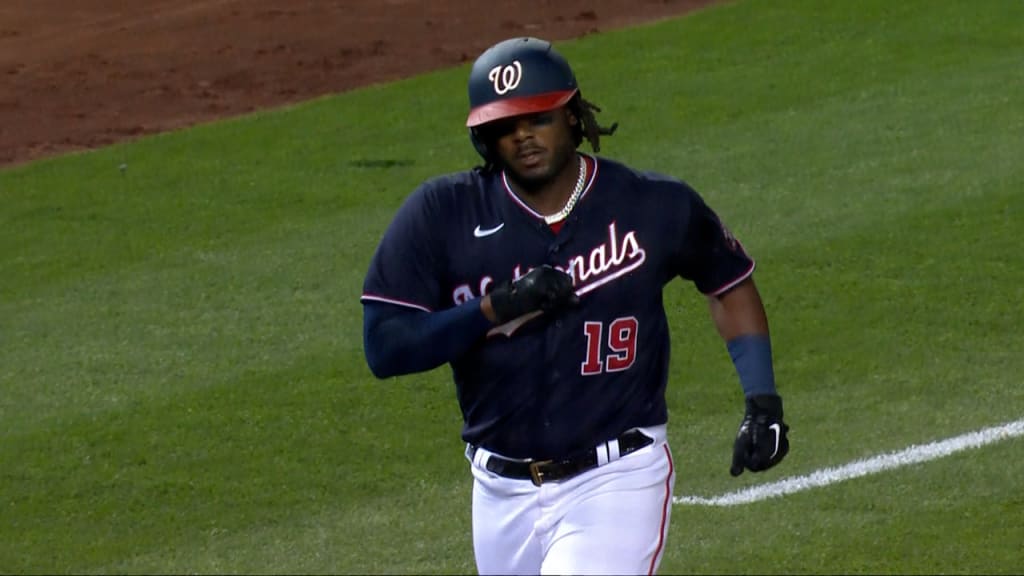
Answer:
[
  {"xmin": 465, "ymin": 37, "xmax": 616, "ymax": 164},
  {"xmin": 466, "ymin": 37, "xmax": 578, "ymax": 129}
]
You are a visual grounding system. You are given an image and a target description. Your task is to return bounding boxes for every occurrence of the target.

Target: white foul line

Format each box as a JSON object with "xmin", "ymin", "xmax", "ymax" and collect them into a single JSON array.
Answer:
[{"xmin": 674, "ymin": 418, "xmax": 1024, "ymax": 507}]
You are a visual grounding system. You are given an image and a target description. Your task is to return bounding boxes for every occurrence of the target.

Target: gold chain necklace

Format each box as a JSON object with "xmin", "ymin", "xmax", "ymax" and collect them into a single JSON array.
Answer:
[{"xmin": 544, "ymin": 156, "xmax": 586, "ymax": 225}]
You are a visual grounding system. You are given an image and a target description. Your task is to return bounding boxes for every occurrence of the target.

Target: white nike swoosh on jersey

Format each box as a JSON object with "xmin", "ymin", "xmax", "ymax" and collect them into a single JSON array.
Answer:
[
  {"xmin": 768, "ymin": 423, "xmax": 782, "ymax": 459},
  {"xmin": 473, "ymin": 223, "xmax": 505, "ymax": 237}
]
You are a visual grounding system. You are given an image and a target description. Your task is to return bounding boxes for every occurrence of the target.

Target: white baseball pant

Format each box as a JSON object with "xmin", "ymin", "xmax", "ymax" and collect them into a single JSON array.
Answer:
[{"xmin": 466, "ymin": 425, "xmax": 676, "ymax": 575}]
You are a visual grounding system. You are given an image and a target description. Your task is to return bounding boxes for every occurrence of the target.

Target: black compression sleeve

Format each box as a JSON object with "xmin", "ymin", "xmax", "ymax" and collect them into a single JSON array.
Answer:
[{"xmin": 362, "ymin": 300, "xmax": 492, "ymax": 378}]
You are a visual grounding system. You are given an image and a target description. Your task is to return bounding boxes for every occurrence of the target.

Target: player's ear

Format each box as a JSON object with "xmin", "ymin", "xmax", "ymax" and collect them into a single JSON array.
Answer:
[{"xmin": 564, "ymin": 106, "xmax": 579, "ymax": 127}]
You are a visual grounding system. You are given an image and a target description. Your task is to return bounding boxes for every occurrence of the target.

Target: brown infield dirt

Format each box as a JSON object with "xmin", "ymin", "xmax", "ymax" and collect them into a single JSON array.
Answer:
[{"xmin": 0, "ymin": 0, "xmax": 723, "ymax": 168}]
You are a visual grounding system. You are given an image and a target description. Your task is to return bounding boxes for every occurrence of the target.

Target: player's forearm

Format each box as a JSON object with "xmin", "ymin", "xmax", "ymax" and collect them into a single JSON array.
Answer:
[
  {"xmin": 707, "ymin": 277, "xmax": 778, "ymax": 398},
  {"xmin": 362, "ymin": 300, "xmax": 493, "ymax": 379},
  {"xmin": 707, "ymin": 277, "xmax": 769, "ymax": 340}
]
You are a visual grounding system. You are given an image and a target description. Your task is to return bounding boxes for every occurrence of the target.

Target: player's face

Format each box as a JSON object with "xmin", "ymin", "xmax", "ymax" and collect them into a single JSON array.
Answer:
[{"xmin": 489, "ymin": 108, "xmax": 578, "ymax": 188}]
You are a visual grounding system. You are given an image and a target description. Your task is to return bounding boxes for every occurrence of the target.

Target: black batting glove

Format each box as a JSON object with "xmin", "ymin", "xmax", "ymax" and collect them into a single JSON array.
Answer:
[
  {"xmin": 730, "ymin": 394, "xmax": 790, "ymax": 477},
  {"xmin": 489, "ymin": 265, "xmax": 579, "ymax": 325}
]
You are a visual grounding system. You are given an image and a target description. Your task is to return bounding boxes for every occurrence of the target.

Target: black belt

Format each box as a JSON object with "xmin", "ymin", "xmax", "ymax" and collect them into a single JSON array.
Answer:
[{"xmin": 469, "ymin": 429, "xmax": 655, "ymax": 487}]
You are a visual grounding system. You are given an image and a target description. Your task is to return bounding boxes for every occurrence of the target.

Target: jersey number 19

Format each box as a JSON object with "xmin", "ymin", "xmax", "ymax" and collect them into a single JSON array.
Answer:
[{"xmin": 580, "ymin": 317, "xmax": 638, "ymax": 375}]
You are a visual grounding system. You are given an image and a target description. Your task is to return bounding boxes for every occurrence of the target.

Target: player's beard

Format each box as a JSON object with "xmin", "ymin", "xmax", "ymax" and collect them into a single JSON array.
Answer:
[{"xmin": 505, "ymin": 142, "xmax": 577, "ymax": 195}]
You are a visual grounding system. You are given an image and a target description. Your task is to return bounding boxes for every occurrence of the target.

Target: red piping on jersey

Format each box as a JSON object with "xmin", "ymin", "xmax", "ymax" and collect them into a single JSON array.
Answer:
[
  {"xmin": 648, "ymin": 444, "xmax": 675, "ymax": 576},
  {"xmin": 360, "ymin": 293, "xmax": 433, "ymax": 313},
  {"xmin": 502, "ymin": 154, "xmax": 599, "ymax": 221},
  {"xmin": 709, "ymin": 258, "xmax": 756, "ymax": 297}
]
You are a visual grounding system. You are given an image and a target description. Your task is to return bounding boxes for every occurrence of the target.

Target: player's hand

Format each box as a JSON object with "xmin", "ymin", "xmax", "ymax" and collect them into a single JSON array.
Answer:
[
  {"xmin": 488, "ymin": 265, "xmax": 578, "ymax": 324},
  {"xmin": 730, "ymin": 394, "xmax": 789, "ymax": 477}
]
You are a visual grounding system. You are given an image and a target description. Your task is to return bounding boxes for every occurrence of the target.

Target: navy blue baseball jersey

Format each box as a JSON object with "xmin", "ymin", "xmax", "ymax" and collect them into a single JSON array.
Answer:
[{"xmin": 361, "ymin": 154, "xmax": 754, "ymax": 459}]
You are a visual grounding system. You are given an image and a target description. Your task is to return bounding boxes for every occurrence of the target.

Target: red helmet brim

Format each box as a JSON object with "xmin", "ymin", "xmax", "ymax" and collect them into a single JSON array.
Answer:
[{"xmin": 466, "ymin": 90, "xmax": 578, "ymax": 127}]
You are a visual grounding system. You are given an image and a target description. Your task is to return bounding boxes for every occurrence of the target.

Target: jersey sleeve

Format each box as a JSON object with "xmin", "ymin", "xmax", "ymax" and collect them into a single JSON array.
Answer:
[
  {"xmin": 674, "ymin": 186, "xmax": 756, "ymax": 296},
  {"xmin": 361, "ymin": 182, "xmax": 447, "ymax": 312}
]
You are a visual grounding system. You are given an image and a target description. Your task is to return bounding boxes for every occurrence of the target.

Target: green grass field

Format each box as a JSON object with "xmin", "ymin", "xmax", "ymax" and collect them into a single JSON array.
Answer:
[{"xmin": 2, "ymin": 0, "xmax": 1023, "ymax": 573}]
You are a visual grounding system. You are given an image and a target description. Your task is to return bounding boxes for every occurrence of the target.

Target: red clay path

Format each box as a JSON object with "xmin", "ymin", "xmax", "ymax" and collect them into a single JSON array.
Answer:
[{"xmin": 0, "ymin": 0, "xmax": 721, "ymax": 168}]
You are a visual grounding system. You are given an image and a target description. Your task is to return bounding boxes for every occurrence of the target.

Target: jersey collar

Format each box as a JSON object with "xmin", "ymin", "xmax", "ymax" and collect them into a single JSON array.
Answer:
[{"xmin": 501, "ymin": 153, "xmax": 599, "ymax": 222}]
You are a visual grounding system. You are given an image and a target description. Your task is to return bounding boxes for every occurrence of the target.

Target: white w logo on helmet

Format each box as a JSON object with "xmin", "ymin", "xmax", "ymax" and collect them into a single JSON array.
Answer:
[{"xmin": 488, "ymin": 61, "xmax": 523, "ymax": 95}]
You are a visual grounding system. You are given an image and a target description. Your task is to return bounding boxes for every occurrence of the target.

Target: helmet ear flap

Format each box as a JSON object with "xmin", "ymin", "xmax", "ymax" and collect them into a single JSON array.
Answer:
[{"xmin": 469, "ymin": 127, "xmax": 491, "ymax": 162}]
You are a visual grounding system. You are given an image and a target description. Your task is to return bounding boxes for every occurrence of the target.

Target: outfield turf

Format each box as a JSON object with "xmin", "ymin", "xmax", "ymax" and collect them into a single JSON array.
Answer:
[{"xmin": 1, "ymin": 0, "xmax": 1022, "ymax": 573}]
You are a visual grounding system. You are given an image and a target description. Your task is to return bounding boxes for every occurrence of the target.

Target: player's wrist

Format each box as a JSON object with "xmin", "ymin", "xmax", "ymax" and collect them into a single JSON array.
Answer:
[
  {"xmin": 745, "ymin": 393, "xmax": 783, "ymax": 419},
  {"xmin": 727, "ymin": 333, "xmax": 777, "ymax": 398},
  {"xmin": 487, "ymin": 279, "xmax": 523, "ymax": 324},
  {"xmin": 480, "ymin": 294, "xmax": 499, "ymax": 324}
]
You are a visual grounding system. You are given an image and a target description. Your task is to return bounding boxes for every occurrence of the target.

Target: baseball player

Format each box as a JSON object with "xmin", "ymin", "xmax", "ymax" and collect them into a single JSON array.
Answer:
[{"xmin": 361, "ymin": 37, "xmax": 790, "ymax": 575}]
